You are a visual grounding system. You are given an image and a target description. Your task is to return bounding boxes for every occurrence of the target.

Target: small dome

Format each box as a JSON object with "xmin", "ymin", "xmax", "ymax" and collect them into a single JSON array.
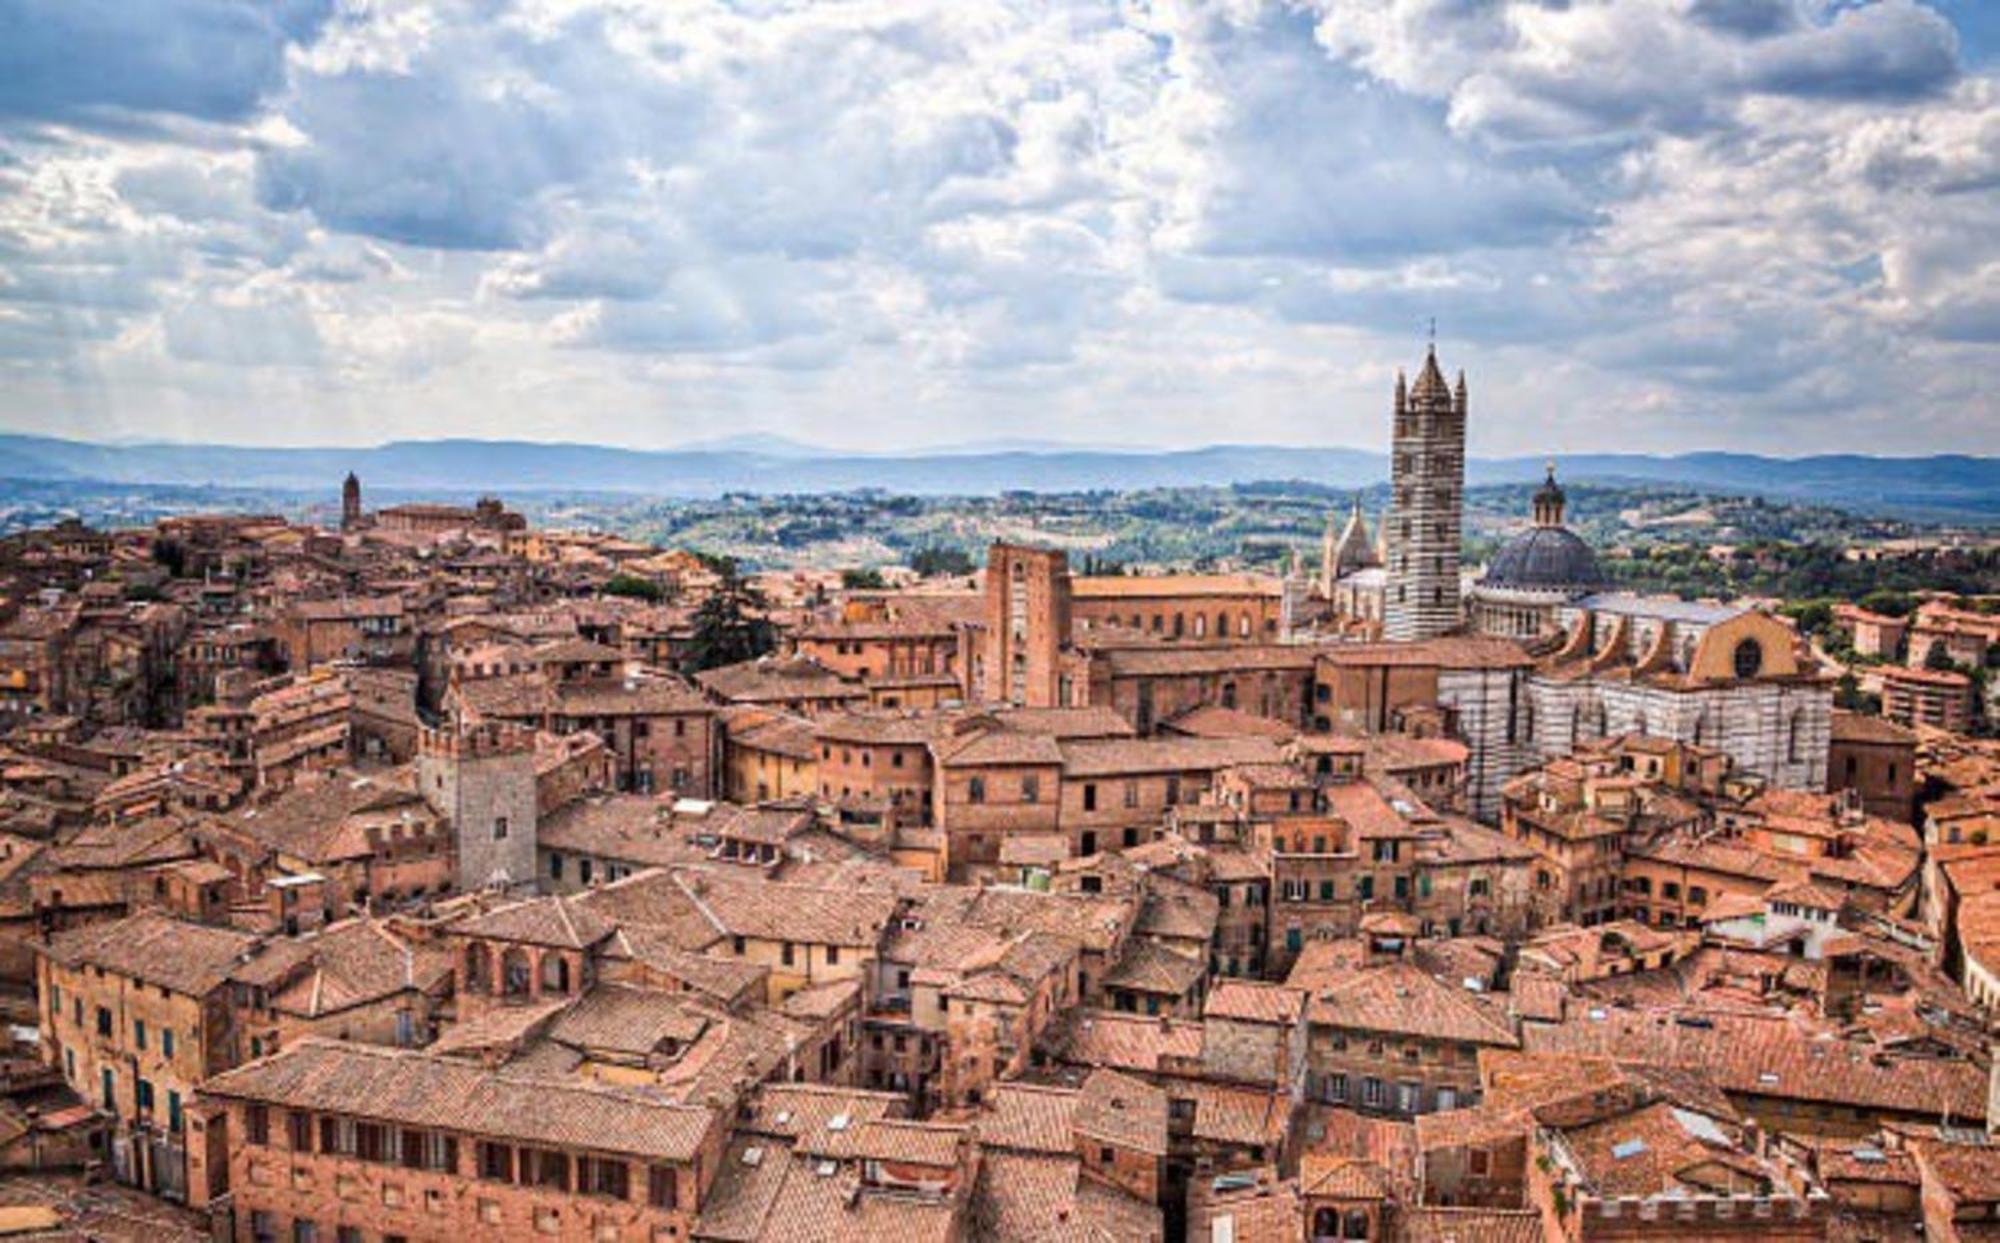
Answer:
[{"xmin": 1483, "ymin": 526, "xmax": 1605, "ymax": 592}]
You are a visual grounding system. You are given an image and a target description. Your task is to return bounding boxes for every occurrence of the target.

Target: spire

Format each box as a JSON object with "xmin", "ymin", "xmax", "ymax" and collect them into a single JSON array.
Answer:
[
  {"xmin": 1394, "ymin": 369, "xmax": 1407, "ymax": 411},
  {"xmin": 1409, "ymin": 347, "xmax": 1450, "ymax": 403}
]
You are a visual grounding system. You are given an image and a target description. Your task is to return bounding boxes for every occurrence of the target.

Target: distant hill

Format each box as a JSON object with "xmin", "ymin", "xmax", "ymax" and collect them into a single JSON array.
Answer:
[{"xmin": 0, "ymin": 433, "xmax": 1992, "ymax": 518}]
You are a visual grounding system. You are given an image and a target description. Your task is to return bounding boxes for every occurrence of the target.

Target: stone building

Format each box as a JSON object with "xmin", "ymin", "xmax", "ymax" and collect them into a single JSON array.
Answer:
[
  {"xmin": 37, "ymin": 911, "xmax": 264, "ymax": 1198},
  {"xmin": 1468, "ymin": 464, "xmax": 1608, "ymax": 640},
  {"xmin": 417, "ymin": 721, "xmax": 540, "ymax": 891},
  {"xmin": 1320, "ymin": 495, "xmax": 1382, "ymax": 601},
  {"xmin": 1526, "ymin": 597, "xmax": 1833, "ymax": 792},
  {"xmin": 188, "ymin": 1039, "xmax": 726, "ymax": 1241},
  {"xmin": 1383, "ymin": 347, "xmax": 1467, "ymax": 642},
  {"xmin": 1828, "ymin": 710, "xmax": 1918, "ymax": 823},
  {"xmin": 1288, "ymin": 927, "xmax": 1520, "ymax": 1118},
  {"xmin": 1882, "ymin": 664, "xmax": 1974, "ymax": 733}
]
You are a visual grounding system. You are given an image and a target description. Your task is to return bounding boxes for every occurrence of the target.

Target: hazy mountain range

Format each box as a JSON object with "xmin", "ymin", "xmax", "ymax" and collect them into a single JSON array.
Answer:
[{"xmin": 2, "ymin": 433, "xmax": 1995, "ymax": 518}]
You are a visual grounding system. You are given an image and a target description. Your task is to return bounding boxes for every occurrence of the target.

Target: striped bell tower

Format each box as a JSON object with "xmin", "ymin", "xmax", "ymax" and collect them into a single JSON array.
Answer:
[{"xmin": 1383, "ymin": 346, "xmax": 1466, "ymax": 641}]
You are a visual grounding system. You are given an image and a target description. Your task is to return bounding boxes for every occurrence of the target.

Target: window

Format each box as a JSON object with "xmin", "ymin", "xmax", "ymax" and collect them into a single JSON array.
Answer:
[
  {"xmin": 287, "ymin": 1110, "xmax": 313, "ymax": 1151},
  {"xmin": 967, "ymin": 777, "xmax": 985, "ymax": 804},
  {"xmin": 168, "ymin": 1091, "xmax": 183, "ymax": 1133},
  {"xmin": 781, "ymin": 942, "xmax": 796, "ymax": 967},
  {"xmin": 322, "ymin": 1116, "xmax": 356, "ymax": 1156},
  {"xmin": 826, "ymin": 945, "xmax": 839, "ymax": 966},
  {"xmin": 478, "ymin": 1142, "xmax": 514, "ymax": 1182},
  {"xmin": 96, "ymin": 1006, "xmax": 111, "ymax": 1038},
  {"xmin": 1021, "ymin": 775, "xmax": 1039, "ymax": 803},
  {"xmin": 135, "ymin": 1019, "xmax": 147, "ymax": 1051},
  {"xmin": 550, "ymin": 853, "xmax": 564, "ymax": 881},
  {"xmin": 580, "ymin": 1155, "xmax": 629, "ymax": 1199},
  {"xmin": 1082, "ymin": 783, "xmax": 1097, "ymax": 812},
  {"xmin": 649, "ymin": 1166, "xmax": 679, "ymax": 1209},
  {"xmin": 1319, "ymin": 880, "xmax": 1335, "ymax": 901},
  {"xmin": 162, "ymin": 1029, "xmax": 175, "ymax": 1058},
  {"xmin": 493, "ymin": 816, "xmax": 509, "ymax": 841},
  {"xmin": 246, "ymin": 1105, "xmax": 271, "ymax": 1146}
]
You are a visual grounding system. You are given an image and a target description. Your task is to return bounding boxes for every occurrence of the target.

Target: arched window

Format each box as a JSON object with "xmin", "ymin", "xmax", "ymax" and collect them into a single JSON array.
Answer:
[
  {"xmin": 500, "ymin": 947, "xmax": 532, "ymax": 998},
  {"xmin": 1787, "ymin": 709, "xmax": 1803, "ymax": 763},
  {"xmin": 1732, "ymin": 637, "xmax": 1763, "ymax": 680},
  {"xmin": 463, "ymin": 942, "xmax": 492, "ymax": 993},
  {"xmin": 1344, "ymin": 1209, "xmax": 1370, "ymax": 1240},
  {"xmin": 1313, "ymin": 1209, "xmax": 1339, "ymax": 1238},
  {"xmin": 541, "ymin": 953, "xmax": 571, "ymax": 995}
]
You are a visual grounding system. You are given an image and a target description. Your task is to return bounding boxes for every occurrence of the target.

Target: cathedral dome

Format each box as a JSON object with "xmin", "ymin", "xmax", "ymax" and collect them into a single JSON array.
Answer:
[{"xmin": 1482, "ymin": 525, "xmax": 1605, "ymax": 593}]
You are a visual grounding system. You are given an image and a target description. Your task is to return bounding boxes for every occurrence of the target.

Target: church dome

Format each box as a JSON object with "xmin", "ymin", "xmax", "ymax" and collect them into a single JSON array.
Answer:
[{"xmin": 1482, "ymin": 525, "xmax": 1605, "ymax": 593}]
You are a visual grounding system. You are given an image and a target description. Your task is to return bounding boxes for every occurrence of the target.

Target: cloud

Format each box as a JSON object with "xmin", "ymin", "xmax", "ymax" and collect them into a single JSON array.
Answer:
[
  {"xmin": 0, "ymin": 0, "xmax": 331, "ymax": 128},
  {"xmin": 0, "ymin": 0, "xmax": 1995, "ymax": 457},
  {"xmin": 162, "ymin": 294, "xmax": 322, "ymax": 366}
]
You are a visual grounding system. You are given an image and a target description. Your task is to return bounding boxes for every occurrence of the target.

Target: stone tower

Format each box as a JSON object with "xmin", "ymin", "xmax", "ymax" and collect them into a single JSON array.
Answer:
[
  {"xmin": 418, "ymin": 721, "xmax": 539, "ymax": 892},
  {"xmin": 341, "ymin": 471, "xmax": 363, "ymax": 532},
  {"xmin": 1383, "ymin": 347, "xmax": 1466, "ymax": 641}
]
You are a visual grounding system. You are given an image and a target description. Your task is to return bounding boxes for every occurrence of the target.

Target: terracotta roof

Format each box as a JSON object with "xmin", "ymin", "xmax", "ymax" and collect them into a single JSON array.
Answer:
[
  {"xmin": 202, "ymin": 1039, "xmax": 717, "ymax": 1161},
  {"xmin": 980, "ymin": 1084, "xmax": 1080, "ymax": 1155},
  {"xmin": 1204, "ymin": 981, "xmax": 1305, "ymax": 1026},
  {"xmin": 1076, "ymin": 1069, "xmax": 1169, "ymax": 1157},
  {"xmin": 546, "ymin": 982, "xmax": 711, "ymax": 1058},
  {"xmin": 1058, "ymin": 736, "xmax": 1284, "ymax": 778},
  {"xmin": 675, "ymin": 868, "xmax": 902, "ymax": 947},
  {"xmin": 738, "ymin": 1083, "xmax": 906, "ymax": 1160},
  {"xmin": 1050, "ymin": 1010, "xmax": 1203, "ymax": 1075},
  {"xmin": 456, "ymin": 893, "xmax": 615, "ymax": 949},
  {"xmin": 1305, "ymin": 962, "xmax": 1519, "ymax": 1048},
  {"xmin": 42, "ymin": 910, "xmax": 260, "ymax": 997},
  {"xmin": 1103, "ymin": 939, "xmax": 1204, "ymax": 997},
  {"xmin": 1522, "ymin": 1008, "xmax": 1987, "ymax": 1121},
  {"xmin": 1399, "ymin": 1207, "xmax": 1545, "ymax": 1243}
]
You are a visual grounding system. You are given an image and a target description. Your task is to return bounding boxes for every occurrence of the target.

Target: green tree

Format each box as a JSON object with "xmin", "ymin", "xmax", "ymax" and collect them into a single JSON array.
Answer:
[
  {"xmin": 841, "ymin": 567, "xmax": 887, "ymax": 591},
  {"xmin": 1859, "ymin": 589, "xmax": 1915, "ymax": 618},
  {"xmin": 1781, "ymin": 599, "xmax": 1834, "ymax": 636},
  {"xmin": 684, "ymin": 561, "xmax": 777, "ymax": 672},
  {"xmin": 1925, "ymin": 640, "xmax": 1958, "ymax": 672},
  {"xmin": 603, "ymin": 573, "xmax": 663, "ymax": 602},
  {"xmin": 909, "ymin": 546, "xmax": 974, "ymax": 577}
]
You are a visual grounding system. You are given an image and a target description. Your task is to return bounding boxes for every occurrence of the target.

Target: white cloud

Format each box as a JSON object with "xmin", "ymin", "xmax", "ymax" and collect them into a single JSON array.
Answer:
[{"xmin": 0, "ymin": 0, "xmax": 1994, "ymax": 457}]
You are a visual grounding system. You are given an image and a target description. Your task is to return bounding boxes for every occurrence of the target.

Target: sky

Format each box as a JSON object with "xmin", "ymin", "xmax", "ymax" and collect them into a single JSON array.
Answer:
[{"xmin": 0, "ymin": 0, "xmax": 1995, "ymax": 459}]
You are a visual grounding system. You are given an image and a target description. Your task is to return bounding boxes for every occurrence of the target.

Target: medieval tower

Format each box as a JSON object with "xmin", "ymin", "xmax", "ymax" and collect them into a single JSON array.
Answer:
[
  {"xmin": 341, "ymin": 471, "xmax": 364, "ymax": 532},
  {"xmin": 418, "ymin": 720, "xmax": 539, "ymax": 891},
  {"xmin": 1382, "ymin": 346, "xmax": 1467, "ymax": 641}
]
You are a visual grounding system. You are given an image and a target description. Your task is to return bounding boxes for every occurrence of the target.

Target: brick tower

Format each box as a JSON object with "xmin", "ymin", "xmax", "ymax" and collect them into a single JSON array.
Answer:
[
  {"xmin": 1383, "ymin": 346, "xmax": 1466, "ymax": 641},
  {"xmin": 341, "ymin": 471, "xmax": 363, "ymax": 532},
  {"xmin": 980, "ymin": 543, "xmax": 1071, "ymax": 707}
]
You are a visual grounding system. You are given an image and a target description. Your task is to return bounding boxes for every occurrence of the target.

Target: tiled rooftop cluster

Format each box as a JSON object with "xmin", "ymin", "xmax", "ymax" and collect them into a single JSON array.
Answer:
[{"xmin": 0, "ymin": 486, "xmax": 1987, "ymax": 1243}]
